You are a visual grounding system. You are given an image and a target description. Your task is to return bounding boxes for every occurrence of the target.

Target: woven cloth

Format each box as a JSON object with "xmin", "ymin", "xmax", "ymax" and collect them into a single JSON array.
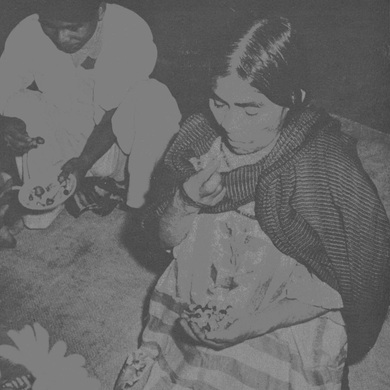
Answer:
[{"xmin": 142, "ymin": 105, "xmax": 390, "ymax": 363}]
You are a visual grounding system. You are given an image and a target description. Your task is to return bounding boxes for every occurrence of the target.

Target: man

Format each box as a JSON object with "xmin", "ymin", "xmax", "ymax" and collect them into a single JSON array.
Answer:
[{"xmin": 0, "ymin": 0, "xmax": 181, "ymax": 238}]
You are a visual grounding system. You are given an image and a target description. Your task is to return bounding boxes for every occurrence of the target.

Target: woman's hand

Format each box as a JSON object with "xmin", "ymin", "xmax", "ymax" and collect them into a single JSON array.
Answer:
[
  {"xmin": 158, "ymin": 159, "xmax": 226, "ymax": 248},
  {"xmin": 179, "ymin": 310, "xmax": 262, "ymax": 350},
  {"xmin": 181, "ymin": 159, "xmax": 226, "ymax": 208},
  {"xmin": 179, "ymin": 298, "xmax": 331, "ymax": 350}
]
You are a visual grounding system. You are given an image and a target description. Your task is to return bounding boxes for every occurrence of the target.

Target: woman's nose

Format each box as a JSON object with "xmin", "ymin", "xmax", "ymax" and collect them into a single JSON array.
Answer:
[{"xmin": 220, "ymin": 109, "xmax": 240, "ymax": 133}]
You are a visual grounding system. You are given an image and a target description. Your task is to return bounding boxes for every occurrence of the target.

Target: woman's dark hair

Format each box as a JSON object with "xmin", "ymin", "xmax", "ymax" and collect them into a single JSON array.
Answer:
[{"xmin": 210, "ymin": 15, "xmax": 310, "ymax": 109}]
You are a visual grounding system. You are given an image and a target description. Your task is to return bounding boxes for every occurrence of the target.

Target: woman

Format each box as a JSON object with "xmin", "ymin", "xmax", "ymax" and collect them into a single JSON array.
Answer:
[{"xmin": 114, "ymin": 16, "xmax": 390, "ymax": 390}]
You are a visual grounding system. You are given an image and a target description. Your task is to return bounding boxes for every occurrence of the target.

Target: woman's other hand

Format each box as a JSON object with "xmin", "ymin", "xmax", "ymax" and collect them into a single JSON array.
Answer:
[
  {"xmin": 0, "ymin": 115, "xmax": 36, "ymax": 155},
  {"xmin": 182, "ymin": 159, "xmax": 226, "ymax": 208}
]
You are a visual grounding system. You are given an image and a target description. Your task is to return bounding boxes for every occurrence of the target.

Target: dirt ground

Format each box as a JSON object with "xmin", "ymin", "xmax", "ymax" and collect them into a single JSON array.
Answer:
[
  {"xmin": 1, "ymin": 117, "xmax": 390, "ymax": 390},
  {"xmin": 1, "ymin": 0, "xmax": 389, "ymax": 131},
  {"xmin": 0, "ymin": 1, "xmax": 390, "ymax": 389}
]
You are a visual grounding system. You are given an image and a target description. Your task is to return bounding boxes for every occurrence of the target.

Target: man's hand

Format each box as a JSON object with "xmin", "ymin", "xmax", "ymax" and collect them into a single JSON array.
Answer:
[
  {"xmin": 57, "ymin": 108, "xmax": 117, "ymax": 187},
  {"xmin": 59, "ymin": 157, "xmax": 90, "ymax": 187},
  {"xmin": 0, "ymin": 116, "xmax": 43, "ymax": 155},
  {"xmin": 181, "ymin": 159, "xmax": 226, "ymax": 208}
]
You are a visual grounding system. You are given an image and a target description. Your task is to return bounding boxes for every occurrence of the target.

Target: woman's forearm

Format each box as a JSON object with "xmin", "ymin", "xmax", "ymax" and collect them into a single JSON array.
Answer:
[
  {"xmin": 159, "ymin": 189, "xmax": 200, "ymax": 248},
  {"xmin": 255, "ymin": 297, "xmax": 331, "ymax": 336}
]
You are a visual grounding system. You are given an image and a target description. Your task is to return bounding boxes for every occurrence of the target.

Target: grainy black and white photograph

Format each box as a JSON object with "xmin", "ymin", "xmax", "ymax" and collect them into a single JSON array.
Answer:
[{"xmin": 0, "ymin": 0, "xmax": 389, "ymax": 389}]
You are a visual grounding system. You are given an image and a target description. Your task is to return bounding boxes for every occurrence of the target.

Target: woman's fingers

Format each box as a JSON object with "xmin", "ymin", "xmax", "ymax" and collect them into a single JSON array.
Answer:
[
  {"xmin": 211, "ymin": 187, "xmax": 227, "ymax": 205},
  {"xmin": 180, "ymin": 317, "xmax": 235, "ymax": 350},
  {"xmin": 187, "ymin": 321, "xmax": 205, "ymax": 341},
  {"xmin": 196, "ymin": 159, "xmax": 221, "ymax": 184},
  {"xmin": 183, "ymin": 182, "xmax": 226, "ymax": 208},
  {"xmin": 185, "ymin": 161, "xmax": 221, "ymax": 198},
  {"xmin": 202, "ymin": 172, "xmax": 222, "ymax": 195},
  {"xmin": 179, "ymin": 319, "xmax": 199, "ymax": 343},
  {"xmin": 203, "ymin": 186, "xmax": 226, "ymax": 206},
  {"xmin": 206, "ymin": 328, "xmax": 235, "ymax": 342},
  {"xmin": 183, "ymin": 158, "xmax": 227, "ymax": 207}
]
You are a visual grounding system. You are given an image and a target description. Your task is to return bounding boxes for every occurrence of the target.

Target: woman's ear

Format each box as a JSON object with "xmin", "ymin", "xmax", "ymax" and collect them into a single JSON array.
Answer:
[{"xmin": 291, "ymin": 89, "xmax": 306, "ymax": 107}]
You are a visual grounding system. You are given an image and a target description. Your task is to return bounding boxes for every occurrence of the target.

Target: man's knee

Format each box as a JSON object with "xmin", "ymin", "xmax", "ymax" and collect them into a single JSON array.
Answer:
[{"xmin": 112, "ymin": 78, "xmax": 180, "ymax": 154}]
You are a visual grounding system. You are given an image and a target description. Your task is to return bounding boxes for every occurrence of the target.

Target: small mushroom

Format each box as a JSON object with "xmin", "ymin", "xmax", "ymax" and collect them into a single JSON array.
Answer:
[{"xmin": 33, "ymin": 186, "xmax": 45, "ymax": 198}]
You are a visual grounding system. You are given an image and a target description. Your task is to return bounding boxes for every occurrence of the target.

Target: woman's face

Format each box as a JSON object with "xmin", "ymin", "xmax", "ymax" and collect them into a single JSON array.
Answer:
[{"xmin": 209, "ymin": 74, "xmax": 289, "ymax": 155}]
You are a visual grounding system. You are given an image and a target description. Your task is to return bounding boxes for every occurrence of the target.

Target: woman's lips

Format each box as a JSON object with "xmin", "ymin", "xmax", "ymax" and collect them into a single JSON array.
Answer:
[{"xmin": 227, "ymin": 137, "xmax": 250, "ymax": 146}]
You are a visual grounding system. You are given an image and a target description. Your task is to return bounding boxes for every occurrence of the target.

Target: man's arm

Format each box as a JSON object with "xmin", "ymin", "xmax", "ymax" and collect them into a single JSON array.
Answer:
[
  {"xmin": 79, "ymin": 108, "xmax": 117, "ymax": 169},
  {"xmin": 60, "ymin": 108, "xmax": 117, "ymax": 182}
]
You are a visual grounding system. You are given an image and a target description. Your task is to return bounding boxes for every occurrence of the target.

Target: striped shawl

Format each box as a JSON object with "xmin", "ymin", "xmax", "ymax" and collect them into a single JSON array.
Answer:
[{"xmin": 142, "ymin": 105, "xmax": 390, "ymax": 363}]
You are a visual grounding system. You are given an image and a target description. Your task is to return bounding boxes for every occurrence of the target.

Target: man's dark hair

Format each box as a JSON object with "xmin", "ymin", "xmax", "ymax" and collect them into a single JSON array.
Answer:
[{"xmin": 37, "ymin": 0, "xmax": 102, "ymax": 22}]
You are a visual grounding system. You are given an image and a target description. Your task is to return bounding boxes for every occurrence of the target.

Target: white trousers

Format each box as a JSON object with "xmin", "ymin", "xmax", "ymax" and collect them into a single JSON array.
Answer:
[{"xmin": 4, "ymin": 79, "xmax": 181, "ymax": 210}]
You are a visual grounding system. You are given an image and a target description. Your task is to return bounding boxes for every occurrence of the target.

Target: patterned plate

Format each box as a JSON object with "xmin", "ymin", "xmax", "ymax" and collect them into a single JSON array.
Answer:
[{"xmin": 17, "ymin": 174, "xmax": 77, "ymax": 211}]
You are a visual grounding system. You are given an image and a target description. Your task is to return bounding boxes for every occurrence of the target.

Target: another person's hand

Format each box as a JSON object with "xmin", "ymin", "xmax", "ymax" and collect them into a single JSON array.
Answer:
[
  {"xmin": 0, "ymin": 323, "xmax": 101, "ymax": 390},
  {"xmin": 181, "ymin": 159, "xmax": 226, "ymax": 208},
  {"xmin": 59, "ymin": 157, "xmax": 90, "ymax": 187},
  {"xmin": 180, "ymin": 309, "xmax": 262, "ymax": 350},
  {"xmin": 0, "ymin": 116, "xmax": 43, "ymax": 155}
]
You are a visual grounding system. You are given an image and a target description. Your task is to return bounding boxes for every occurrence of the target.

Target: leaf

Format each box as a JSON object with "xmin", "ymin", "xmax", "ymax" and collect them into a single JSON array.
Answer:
[
  {"xmin": 8, "ymin": 325, "xmax": 36, "ymax": 353},
  {"xmin": 0, "ymin": 345, "xmax": 23, "ymax": 364},
  {"xmin": 48, "ymin": 340, "xmax": 67, "ymax": 361},
  {"xmin": 63, "ymin": 353, "xmax": 86, "ymax": 368},
  {"xmin": 33, "ymin": 323, "xmax": 50, "ymax": 356}
]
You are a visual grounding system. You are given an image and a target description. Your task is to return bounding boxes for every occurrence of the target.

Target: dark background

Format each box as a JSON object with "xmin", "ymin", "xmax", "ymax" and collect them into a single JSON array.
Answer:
[{"xmin": 1, "ymin": 0, "xmax": 389, "ymax": 132}]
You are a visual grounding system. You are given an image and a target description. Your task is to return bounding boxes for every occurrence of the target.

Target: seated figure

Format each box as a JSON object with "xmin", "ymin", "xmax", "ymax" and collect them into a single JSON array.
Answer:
[
  {"xmin": 0, "ymin": 0, "xmax": 181, "ymax": 241},
  {"xmin": 114, "ymin": 15, "xmax": 390, "ymax": 390}
]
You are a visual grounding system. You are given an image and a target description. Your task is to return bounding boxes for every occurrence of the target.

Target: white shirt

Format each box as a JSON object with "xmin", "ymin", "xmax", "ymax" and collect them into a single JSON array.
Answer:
[{"xmin": 0, "ymin": 4, "xmax": 158, "ymax": 126}]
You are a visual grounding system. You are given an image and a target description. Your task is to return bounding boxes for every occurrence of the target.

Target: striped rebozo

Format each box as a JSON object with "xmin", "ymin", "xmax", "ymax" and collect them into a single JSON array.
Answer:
[{"xmin": 142, "ymin": 105, "xmax": 390, "ymax": 364}]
